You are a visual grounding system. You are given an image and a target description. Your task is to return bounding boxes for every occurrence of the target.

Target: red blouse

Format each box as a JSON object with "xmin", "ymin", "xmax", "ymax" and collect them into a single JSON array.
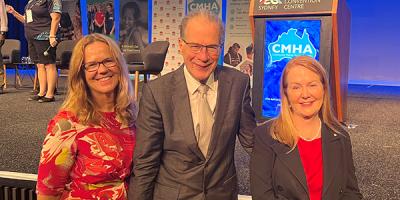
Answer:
[
  {"xmin": 36, "ymin": 111, "xmax": 136, "ymax": 199},
  {"xmin": 298, "ymin": 137, "xmax": 323, "ymax": 200},
  {"xmin": 95, "ymin": 11, "xmax": 105, "ymax": 25}
]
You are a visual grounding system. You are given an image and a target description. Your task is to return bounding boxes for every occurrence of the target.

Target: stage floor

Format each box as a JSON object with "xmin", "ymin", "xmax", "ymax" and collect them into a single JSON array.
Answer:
[{"xmin": 1, "ymin": 70, "xmax": 399, "ymax": 199}]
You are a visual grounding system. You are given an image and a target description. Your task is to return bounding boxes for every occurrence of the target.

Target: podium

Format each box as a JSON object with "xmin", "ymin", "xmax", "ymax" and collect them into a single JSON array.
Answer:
[{"xmin": 249, "ymin": 0, "xmax": 350, "ymax": 122}]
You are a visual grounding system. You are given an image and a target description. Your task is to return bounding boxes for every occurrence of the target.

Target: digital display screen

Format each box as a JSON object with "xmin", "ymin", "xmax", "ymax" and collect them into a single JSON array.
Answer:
[{"xmin": 262, "ymin": 20, "xmax": 321, "ymax": 118}]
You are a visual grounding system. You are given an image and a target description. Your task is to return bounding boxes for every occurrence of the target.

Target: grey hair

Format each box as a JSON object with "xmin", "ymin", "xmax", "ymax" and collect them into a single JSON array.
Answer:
[{"xmin": 179, "ymin": 10, "xmax": 225, "ymax": 44}]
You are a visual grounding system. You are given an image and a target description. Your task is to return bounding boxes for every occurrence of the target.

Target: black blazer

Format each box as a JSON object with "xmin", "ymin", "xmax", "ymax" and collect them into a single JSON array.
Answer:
[
  {"xmin": 250, "ymin": 121, "xmax": 362, "ymax": 200},
  {"xmin": 129, "ymin": 66, "xmax": 256, "ymax": 200}
]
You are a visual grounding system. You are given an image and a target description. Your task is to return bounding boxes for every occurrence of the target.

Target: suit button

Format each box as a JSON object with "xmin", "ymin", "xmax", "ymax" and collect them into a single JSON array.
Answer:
[
  {"xmin": 339, "ymin": 189, "xmax": 343, "ymax": 193},
  {"xmin": 277, "ymin": 185, "xmax": 284, "ymax": 191}
]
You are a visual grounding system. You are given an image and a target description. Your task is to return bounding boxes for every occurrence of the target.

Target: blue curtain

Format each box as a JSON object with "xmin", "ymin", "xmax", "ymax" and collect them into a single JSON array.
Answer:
[{"xmin": 5, "ymin": 0, "xmax": 28, "ymax": 56}]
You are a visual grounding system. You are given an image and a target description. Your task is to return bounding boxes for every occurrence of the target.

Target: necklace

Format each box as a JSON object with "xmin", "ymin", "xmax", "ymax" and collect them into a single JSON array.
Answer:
[{"xmin": 300, "ymin": 119, "xmax": 322, "ymax": 141}]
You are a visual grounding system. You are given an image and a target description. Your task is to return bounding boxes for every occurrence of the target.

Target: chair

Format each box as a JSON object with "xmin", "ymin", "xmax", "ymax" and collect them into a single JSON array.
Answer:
[
  {"xmin": 1, "ymin": 39, "xmax": 21, "ymax": 88},
  {"xmin": 124, "ymin": 51, "xmax": 143, "ymax": 99},
  {"xmin": 56, "ymin": 40, "xmax": 76, "ymax": 91},
  {"xmin": 125, "ymin": 41, "xmax": 170, "ymax": 100}
]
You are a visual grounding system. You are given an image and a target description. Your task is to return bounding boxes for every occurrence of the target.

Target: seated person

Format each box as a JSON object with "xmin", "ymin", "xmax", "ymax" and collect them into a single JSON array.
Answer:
[{"xmin": 250, "ymin": 56, "xmax": 362, "ymax": 200}]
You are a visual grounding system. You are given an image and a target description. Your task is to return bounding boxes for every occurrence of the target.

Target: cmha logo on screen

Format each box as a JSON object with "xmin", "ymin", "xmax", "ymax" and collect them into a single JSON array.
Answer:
[{"xmin": 260, "ymin": 0, "xmax": 282, "ymax": 5}]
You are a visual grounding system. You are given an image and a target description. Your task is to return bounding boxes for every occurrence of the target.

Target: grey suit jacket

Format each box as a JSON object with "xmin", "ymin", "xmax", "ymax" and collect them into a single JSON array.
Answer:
[
  {"xmin": 129, "ymin": 66, "xmax": 256, "ymax": 200},
  {"xmin": 250, "ymin": 121, "xmax": 362, "ymax": 200}
]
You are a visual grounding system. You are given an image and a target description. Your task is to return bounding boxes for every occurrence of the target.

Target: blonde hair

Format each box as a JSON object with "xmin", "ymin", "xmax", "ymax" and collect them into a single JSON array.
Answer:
[
  {"xmin": 270, "ymin": 56, "xmax": 342, "ymax": 148},
  {"xmin": 61, "ymin": 33, "xmax": 136, "ymax": 126}
]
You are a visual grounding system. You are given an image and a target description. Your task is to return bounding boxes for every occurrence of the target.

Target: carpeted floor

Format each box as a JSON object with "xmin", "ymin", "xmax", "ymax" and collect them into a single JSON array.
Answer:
[{"xmin": 0, "ymin": 73, "xmax": 399, "ymax": 199}]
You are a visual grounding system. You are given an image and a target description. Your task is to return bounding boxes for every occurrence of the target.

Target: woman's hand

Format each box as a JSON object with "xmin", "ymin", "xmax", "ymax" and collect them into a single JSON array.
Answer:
[
  {"xmin": 5, "ymin": 5, "xmax": 15, "ymax": 14},
  {"xmin": 6, "ymin": 5, "xmax": 25, "ymax": 23},
  {"xmin": 49, "ymin": 13, "xmax": 61, "ymax": 47},
  {"xmin": 49, "ymin": 37, "xmax": 57, "ymax": 47}
]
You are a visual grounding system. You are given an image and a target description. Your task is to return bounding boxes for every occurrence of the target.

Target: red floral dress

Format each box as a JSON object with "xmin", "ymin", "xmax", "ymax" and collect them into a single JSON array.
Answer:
[{"xmin": 36, "ymin": 111, "xmax": 136, "ymax": 199}]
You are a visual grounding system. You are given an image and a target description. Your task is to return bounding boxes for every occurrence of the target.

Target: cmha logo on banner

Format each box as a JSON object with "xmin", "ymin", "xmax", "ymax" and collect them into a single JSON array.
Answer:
[
  {"xmin": 188, "ymin": 0, "xmax": 221, "ymax": 15},
  {"xmin": 259, "ymin": 0, "xmax": 282, "ymax": 5},
  {"xmin": 268, "ymin": 28, "xmax": 317, "ymax": 62}
]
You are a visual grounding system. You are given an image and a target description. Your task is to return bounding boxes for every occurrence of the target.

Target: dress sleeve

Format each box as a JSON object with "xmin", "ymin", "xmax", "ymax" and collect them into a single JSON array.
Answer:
[{"xmin": 36, "ymin": 111, "xmax": 78, "ymax": 196}]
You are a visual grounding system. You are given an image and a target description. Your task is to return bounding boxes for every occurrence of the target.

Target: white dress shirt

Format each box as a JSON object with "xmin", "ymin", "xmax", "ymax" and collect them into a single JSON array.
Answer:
[{"xmin": 183, "ymin": 65, "xmax": 218, "ymax": 132}]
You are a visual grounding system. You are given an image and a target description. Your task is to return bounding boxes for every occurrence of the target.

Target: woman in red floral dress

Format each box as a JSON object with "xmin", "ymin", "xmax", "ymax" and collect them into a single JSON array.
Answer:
[{"xmin": 36, "ymin": 33, "xmax": 136, "ymax": 200}]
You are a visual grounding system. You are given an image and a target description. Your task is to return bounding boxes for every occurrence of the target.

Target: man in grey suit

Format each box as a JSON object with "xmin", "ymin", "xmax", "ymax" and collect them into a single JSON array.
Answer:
[{"xmin": 128, "ymin": 11, "xmax": 256, "ymax": 200}]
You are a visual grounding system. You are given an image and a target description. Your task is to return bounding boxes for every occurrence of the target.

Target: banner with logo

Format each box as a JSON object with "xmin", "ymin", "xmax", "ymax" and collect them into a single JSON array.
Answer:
[
  {"xmin": 262, "ymin": 19, "xmax": 321, "ymax": 117},
  {"xmin": 152, "ymin": 0, "xmax": 186, "ymax": 74},
  {"xmin": 119, "ymin": 0, "xmax": 149, "ymax": 52},
  {"xmin": 187, "ymin": 0, "xmax": 222, "ymax": 17},
  {"xmin": 223, "ymin": 0, "xmax": 253, "ymax": 86},
  {"xmin": 254, "ymin": 0, "xmax": 332, "ymax": 15},
  {"xmin": 86, "ymin": 0, "xmax": 115, "ymax": 39}
]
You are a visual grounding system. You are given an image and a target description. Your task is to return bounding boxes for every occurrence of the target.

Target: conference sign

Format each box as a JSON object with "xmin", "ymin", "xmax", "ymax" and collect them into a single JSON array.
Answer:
[
  {"xmin": 262, "ymin": 20, "xmax": 321, "ymax": 117},
  {"xmin": 187, "ymin": 0, "xmax": 221, "ymax": 15}
]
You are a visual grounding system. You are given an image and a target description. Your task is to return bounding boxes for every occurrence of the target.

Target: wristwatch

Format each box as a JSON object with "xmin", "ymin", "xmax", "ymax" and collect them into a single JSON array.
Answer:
[{"xmin": 0, "ymin": 31, "xmax": 6, "ymax": 35}]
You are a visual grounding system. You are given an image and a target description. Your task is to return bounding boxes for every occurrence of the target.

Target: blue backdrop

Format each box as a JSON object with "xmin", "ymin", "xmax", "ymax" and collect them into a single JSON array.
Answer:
[
  {"xmin": 5, "ymin": 0, "xmax": 28, "ymax": 57},
  {"xmin": 6, "ymin": 0, "xmax": 400, "ymax": 86}
]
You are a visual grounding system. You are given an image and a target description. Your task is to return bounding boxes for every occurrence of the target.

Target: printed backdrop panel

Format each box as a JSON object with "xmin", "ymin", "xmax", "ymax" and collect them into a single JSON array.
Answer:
[
  {"xmin": 223, "ymin": 0, "xmax": 253, "ymax": 87},
  {"xmin": 187, "ymin": 0, "xmax": 222, "ymax": 17},
  {"xmin": 119, "ymin": 0, "xmax": 149, "ymax": 52},
  {"xmin": 86, "ymin": 0, "xmax": 115, "ymax": 39},
  {"xmin": 152, "ymin": 0, "xmax": 185, "ymax": 74},
  {"xmin": 262, "ymin": 20, "xmax": 321, "ymax": 118}
]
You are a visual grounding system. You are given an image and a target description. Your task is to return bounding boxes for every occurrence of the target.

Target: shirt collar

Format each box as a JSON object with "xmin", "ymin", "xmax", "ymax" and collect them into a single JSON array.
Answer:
[{"xmin": 184, "ymin": 65, "xmax": 216, "ymax": 95}]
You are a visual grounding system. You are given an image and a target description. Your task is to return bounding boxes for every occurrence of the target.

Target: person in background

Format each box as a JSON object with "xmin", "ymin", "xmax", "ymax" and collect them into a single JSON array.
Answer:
[
  {"xmin": 36, "ymin": 34, "xmax": 136, "ymax": 199},
  {"xmin": 240, "ymin": 44, "xmax": 254, "ymax": 77},
  {"xmin": 250, "ymin": 56, "xmax": 362, "ymax": 200},
  {"xmin": 224, "ymin": 43, "xmax": 242, "ymax": 67},
  {"xmin": 0, "ymin": 0, "xmax": 7, "ymax": 94},
  {"xmin": 93, "ymin": 4, "xmax": 105, "ymax": 34},
  {"xmin": 6, "ymin": 0, "xmax": 61, "ymax": 102},
  {"xmin": 246, "ymin": 43, "xmax": 253, "ymax": 60},
  {"xmin": 58, "ymin": 12, "xmax": 73, "ymax": 40},
  {"xmin": 104, "ymin": 3, "xmax": 114, "ymax": 36},
  {"xmin": 87, "ymin": 4, "xmax": 94, "ymax": 33},
  {"xmin": 129, "ymin": 11, "xmax": 256, "ymax": 200}
]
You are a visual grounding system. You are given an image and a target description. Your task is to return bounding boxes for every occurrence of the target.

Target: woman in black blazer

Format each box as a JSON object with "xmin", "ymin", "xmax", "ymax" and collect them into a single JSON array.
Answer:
[{"xmin": 250, "ymin": 56, "xmax": 362, "ymax": 200}]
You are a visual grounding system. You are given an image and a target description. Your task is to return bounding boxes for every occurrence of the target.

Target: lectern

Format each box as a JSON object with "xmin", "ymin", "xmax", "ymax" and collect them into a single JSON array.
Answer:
[{"xmin": 250, "ymin": 0, "xmax": 350, "ymax": 122}]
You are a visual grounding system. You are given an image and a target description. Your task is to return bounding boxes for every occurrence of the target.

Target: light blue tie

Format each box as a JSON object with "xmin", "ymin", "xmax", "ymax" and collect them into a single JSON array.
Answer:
[{"xmin": 197, "ymin": 84, "xmax": 214, "ymax": 157}]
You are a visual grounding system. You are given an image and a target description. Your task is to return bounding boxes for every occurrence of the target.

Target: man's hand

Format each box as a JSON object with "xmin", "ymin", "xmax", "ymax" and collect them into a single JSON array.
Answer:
[{"xmin": 0, "ymin": 34, "xmax": 5, "ymax": 41}]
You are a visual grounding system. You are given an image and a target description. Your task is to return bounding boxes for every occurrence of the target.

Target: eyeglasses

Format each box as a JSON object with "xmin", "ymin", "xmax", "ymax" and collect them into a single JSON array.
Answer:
[
  {"xmin": 181, "ymin": 39, "xmax": 221, "ymax": 55},
  {"xmin": 83, "ymin": 58, "xmax": 117, "ymax": 72}
]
